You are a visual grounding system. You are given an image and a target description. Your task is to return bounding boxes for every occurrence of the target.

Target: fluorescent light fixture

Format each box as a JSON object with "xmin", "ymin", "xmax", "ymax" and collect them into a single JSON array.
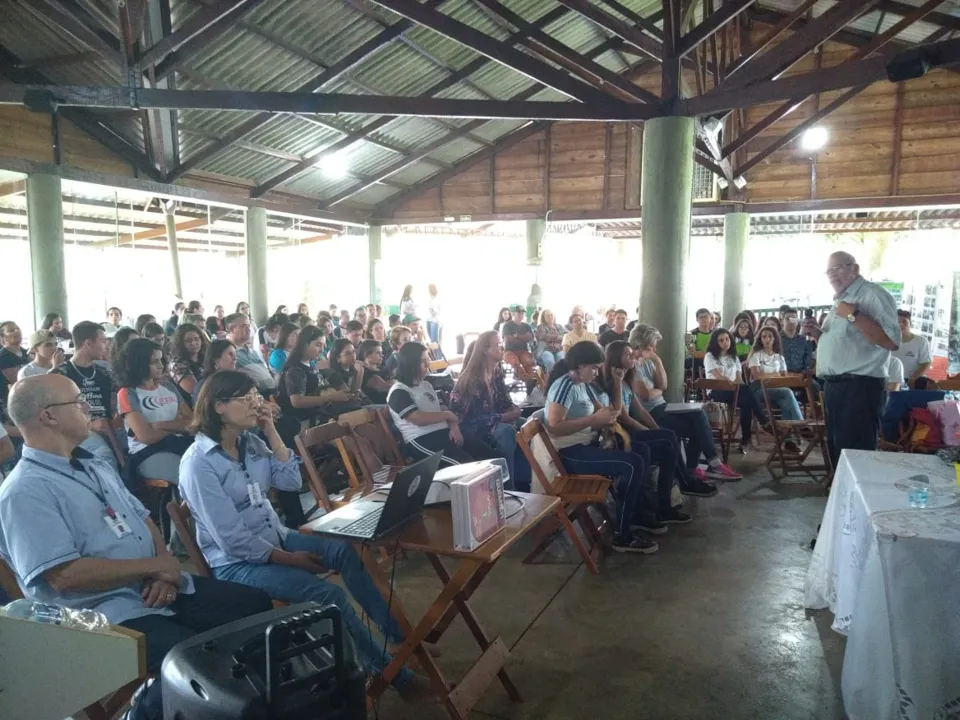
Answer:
[
  {"xmin": 319, "ymin": 153, "xmax": 349, "ymax": 180},
  {"xmin": 733, "ymin": 176, "xmax": 747, "ymax": 190},
  {"xmin": 801, "ymin": 126, "xmax": 828, "ymax": 152}
]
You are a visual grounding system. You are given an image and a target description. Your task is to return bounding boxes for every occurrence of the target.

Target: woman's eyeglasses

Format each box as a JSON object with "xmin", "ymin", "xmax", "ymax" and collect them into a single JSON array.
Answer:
[{"xmin": 224, "ymin": 389, "xmax": 263, "ymax": 406}]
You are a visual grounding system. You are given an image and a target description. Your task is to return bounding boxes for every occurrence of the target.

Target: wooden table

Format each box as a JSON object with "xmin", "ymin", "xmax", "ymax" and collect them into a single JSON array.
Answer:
[{"xmin": 304, "ymin": 492, "xmax": 560, "ymax": 719}]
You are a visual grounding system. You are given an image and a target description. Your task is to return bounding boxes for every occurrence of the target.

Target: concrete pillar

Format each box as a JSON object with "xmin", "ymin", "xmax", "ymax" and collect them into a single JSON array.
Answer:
[
  {"xmin": 722, "ymin": 212, "xmax": 749, "ymax": 328},
  {"xmin": 368, "ymin": 225, "xmax": 382, "ymax": 304},
  {"xmin": 525, "ymin": 218, "xmax": 545, "ymax": 266},
  {"xmin": 639, "ymin": 117, "xmax": 696, "ymax": 403},
  {"xmin": 245, "ymin": 207, "xmax": 268, "ymax": 327},
  {"xmin": 27, "ymin": 173, "xmax": 67, "ymax": 328},
  {"xmin": 164, "ymin": 203, "xmax": 183, "ymax": 300}
]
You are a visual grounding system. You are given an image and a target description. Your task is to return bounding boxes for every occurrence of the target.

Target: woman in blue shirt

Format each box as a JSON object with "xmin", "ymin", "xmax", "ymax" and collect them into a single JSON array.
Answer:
[
  {"xmin": 544, "ymin": 341, "xmax": 655, "ymax": 554},
  {"xmin": 268, "ymin": 323, "xmax": 300, "ymax": 374},
  {"xmin": 179, "ymin": 371, "xmax": 432, "ymax": 703}
]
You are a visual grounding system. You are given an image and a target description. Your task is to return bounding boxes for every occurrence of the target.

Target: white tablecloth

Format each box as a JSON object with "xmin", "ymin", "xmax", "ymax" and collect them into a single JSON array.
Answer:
[{"xmin": 804, "ymin": 450, "xmax": 960, "ymax": 720}]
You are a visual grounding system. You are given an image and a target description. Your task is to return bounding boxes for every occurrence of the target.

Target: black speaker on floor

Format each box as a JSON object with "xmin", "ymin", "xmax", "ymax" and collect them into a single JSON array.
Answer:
[{"xmin": 161, "ymin": 603, "xmax": 366, "ymax": 720}]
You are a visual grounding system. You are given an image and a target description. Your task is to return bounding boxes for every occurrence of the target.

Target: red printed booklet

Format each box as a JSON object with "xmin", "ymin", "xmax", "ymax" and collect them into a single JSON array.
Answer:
[{"xmin": 451, "ymin": 464, "xmax": 506, "ymax": 551}]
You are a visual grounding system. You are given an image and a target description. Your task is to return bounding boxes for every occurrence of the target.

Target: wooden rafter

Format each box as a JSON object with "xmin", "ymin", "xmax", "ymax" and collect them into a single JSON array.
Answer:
[
  {"xmin": 678, "ymin": 0, "xmax": 755, "ymax": 57},
  {"xmin": 727, "ymin": 0, "xmax": 818, "ymax": 76},
  {"xmin": 91, "ymin": 207, "xmax": 233, "ymax": 248},
  {"xmin": 556, "ymin": 0, "xmax": 664, "ymax": 62}
]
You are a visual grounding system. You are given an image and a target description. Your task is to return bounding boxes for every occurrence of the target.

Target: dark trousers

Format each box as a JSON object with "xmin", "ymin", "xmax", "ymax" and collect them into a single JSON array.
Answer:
[
  {"xmin": 651, "ymin": 404, "xmax": 718, "ymax": 469},
  {"xmin": 629, "ymin": 429, "xmax": 679, "ymax": 512},
  {"xmin": 711, "ymin": 388, "xmax": 768, "ymax": 445},
  {"xmin": 557, "ymin": 443, "xmax": 647, "ymax": 537},
  {"xmin": 823, "ymin": 375, "xmax": 886, "ymax": 471},
  {"xmin": 120, "ymin": 575, "xmax": 273, "ymax": 720},
  {"xmin": 404, "ymin": 428, "xmax": 493, "ymax": 468}
]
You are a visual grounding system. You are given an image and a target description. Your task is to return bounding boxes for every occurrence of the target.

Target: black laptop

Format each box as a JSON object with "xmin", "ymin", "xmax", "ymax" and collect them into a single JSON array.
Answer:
[{"xmin": 305, "ymin": 453, "xmax": 442, "ymax": 541}]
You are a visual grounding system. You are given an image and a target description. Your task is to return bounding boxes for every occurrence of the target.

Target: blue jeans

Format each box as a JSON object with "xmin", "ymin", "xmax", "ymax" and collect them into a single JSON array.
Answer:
[
  {"xmin": 557, "ymin": 444, "xmax": 647, "ymax": 538},
  {"xmin": 751, "ymin": 383, "xmax": 803, "ymax": 421},
  {"xmin": 426, "ymin": 320, "xmax": 440, "ymax": 343},
  {"xmin": 537, "ymin": 349, "xmax": 565, "ymax": 373},
  {"xmin": 212, "ymin": 532, "xmax": 414, "ymax": 688},
  {"xmin": 629, "ymin": 428, "xmax": 680, "ymax": 513}
]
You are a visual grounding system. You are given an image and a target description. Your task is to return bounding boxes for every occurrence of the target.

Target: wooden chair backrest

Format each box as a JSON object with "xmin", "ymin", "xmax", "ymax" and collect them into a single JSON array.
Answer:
[
  {"xmin": 516, "ymin": 419, "xmax": 564, "ymax": 496},
  {"xmin": 0, "ymin": 557, "xmax": 24, "ymax": 600},
  {"xmin": 165, "ymin": 501, "xmax": 212, "ymax": 577},
  {"xmin": 295, "ymin": 422, "xmax": 353, "ymax": 512},
  {"xmin": 760, "ymin": 376, "xmax": 820, "ymax": 420},
  {"xmin": 373, "ymin": 406, "xmax": 405, "ymax": 466}
]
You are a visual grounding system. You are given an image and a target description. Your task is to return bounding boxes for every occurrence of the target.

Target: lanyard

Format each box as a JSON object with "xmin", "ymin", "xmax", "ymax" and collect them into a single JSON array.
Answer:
[{"xmin": 23, "ymin": 457, "xmax": 112, "ymax": 511}]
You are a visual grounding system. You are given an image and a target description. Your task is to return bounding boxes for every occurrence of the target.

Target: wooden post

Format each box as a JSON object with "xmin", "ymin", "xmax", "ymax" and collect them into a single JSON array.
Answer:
[{"xmin": 890, "ymin": 83, "xmax": 905, "ymax": 196}]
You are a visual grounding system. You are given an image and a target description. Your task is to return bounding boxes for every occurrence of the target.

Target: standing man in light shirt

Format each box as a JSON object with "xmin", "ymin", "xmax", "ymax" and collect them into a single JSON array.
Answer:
[{"xmin": 807, "ymin": 252, "xmax": 900, "ymax": 470}]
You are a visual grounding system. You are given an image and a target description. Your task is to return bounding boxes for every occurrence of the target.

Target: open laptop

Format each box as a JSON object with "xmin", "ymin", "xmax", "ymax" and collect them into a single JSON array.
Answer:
[{"xmin": 305, "ymin": 452, "xmax": 442, "ymax": 541}]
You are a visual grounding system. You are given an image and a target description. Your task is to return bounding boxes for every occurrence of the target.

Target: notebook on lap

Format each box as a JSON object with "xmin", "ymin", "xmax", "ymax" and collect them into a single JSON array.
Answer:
[{"xmin": 305, "ymin": 453, "xmax": 442, "ymax": 541}]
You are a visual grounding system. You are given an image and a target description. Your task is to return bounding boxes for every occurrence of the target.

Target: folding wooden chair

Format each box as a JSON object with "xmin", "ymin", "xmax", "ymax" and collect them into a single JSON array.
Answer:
[
  {"xmin": 295, "ymin": 422, "xmax": 361, "ymax": 512},
  {"xmin": 0, "ymin": 558, "xmax": 147, "ymax": 720},
  {"xmin": 759, "ymin": 376, "xmax": 831, "ymax": 483},
  {"xmin": 935, "ymin": 375, "xmax": 960, "ymax": 391},
  {"xmin": 515, "ymin": 419, "xmax": 612, "ymax": 575},
  {"xmin": 336, "ymin": 408, "xmax": 407, "ymax": 488},
  {"xmin": 693, "ymin": 378, "xmax": 740, "ymax": 463}
]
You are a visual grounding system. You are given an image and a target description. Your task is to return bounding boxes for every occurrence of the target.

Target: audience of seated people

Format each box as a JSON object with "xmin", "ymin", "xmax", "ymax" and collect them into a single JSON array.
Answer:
[
  {"xmin": 227, "ymin": 313, "xmax": 277, "ymax": 396},
  {"xmin": 344, "ymin": 320, "xmax": 364, "ymax": 346},
  {"xmin": 268, "ymin": 322, "xmax": 300, "ymax": 374},
  {"xmin": 176, "ymin": 370, "xmax": 432, "ymax": 703},
  {"xmin": 893, "ymin": 309, "xmax": 932, "ymax": 387},
  {"xmin": 703, "ymin": 328, "xmax": 769, "ymax": 454},
  {"xmin": 41, "ymin": 312, "xmax": 72, "ymax": 345},
  {"xmin": 277, "ymin": 326, "xmax": 359, "ymax": 426},
  {"xmin": 500, "ymin": 305, "xmax": 536, "ymax": 375},
  {"xmin": 449, "ymin": 331, "xmax": 522, "ymax": 482},
  {"xmin": 628, "ymin": 323, "xmax": 742, "ymax": 486},
  {"xmin": 0, "ymin": 373, "xmax": 274, "ymax": 720},
  {"xmin": 534, "ymin": 309, "xmax": 566, "ymax": 373}
]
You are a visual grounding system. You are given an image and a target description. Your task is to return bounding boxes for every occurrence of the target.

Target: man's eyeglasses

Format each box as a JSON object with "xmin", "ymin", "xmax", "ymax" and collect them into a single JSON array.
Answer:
[
  {"xmin": 825, "ymin": 262, "xmax": 854, "ymax": 276},
  {"xmin": 44, "ymin": 393, "xmax": 87, "ymax": 410},
  {"xmin": 223, "ymin": 389, "xmax": 263, "ymax": 406}
]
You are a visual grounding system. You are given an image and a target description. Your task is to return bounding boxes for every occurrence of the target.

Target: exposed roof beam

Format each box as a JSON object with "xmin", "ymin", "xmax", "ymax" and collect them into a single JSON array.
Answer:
[
  {"xmin": 366, "ymin": 0, "xmax": 620, "ymax": 104},
  {"xmin": 142, "ymin": 0, "xmax": 267, "ymax": 70},
  {"xmin": 556, "ymin": 0, "xmax": 663, "ymax": 62},
  {"xmin": 597, "ymin": 0, "xmax": 664, "ymax": 40},
  {"xmin": 473, "ymin": 0, "xmax": 659, "ymax": 104},
  {"xmin": 714, "ymin": 2, "xmax": 950, "ymax": 157},
  {"xmin": 0, "ymin": 46, "xmax": 162, "ymax": 181},
  {"xmin": 19, "ymin": 0, "xmax": 122, "ymax": 67},
  {"xmin": 727, "ymin": 0, "xmax": 818, "ymax": 76},
  {"xmin": 735, "ymin": 29, "xmax": 953, "ymax": 178},
  {"xmin": 17, "ymin": 51, "xmax": 103, "ymax": 71},
  {"xmin": 0, "ymin": 85, "xmax": 654, "ymax": 122},
  {"xmin": 375, "ymin": 121, "xmax": 551, "ymax": 217},
  {"xmin": 679, "ymin": 0, "xmax": 755, "ymax": 57},
  {"xmin": 93, "ymin": 206, "xmax": 233, "ymax": 247},
  {"xmin": 0, "ymin": 180, "xmax": 25, "ymax": 197},
  {"xmin": 165, "ymin": 0, "xmax": 448, "ymax": 181},
  {"xmin": 879, "ymin": 1, "xmax": 960, "ymax": 33},
  {"xmin": 726, "ymin": 0, "xmax": 879, "ymax": 89}
]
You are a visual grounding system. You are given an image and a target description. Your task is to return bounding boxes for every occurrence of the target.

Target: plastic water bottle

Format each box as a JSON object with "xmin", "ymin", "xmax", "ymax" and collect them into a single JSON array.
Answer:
[
  {"xmin": 908, "ymin": 486, "xmax": 929, "ymax": 509},
  {"xmin": 1, "ymin": 599, "xmax": 110, "ymax": 631}
]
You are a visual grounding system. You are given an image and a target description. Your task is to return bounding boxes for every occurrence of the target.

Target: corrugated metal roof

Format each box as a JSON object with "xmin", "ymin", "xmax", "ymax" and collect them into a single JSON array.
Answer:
[{"xmin": 4, "ymin": 0, "xmax": 956, "ymax": 216}]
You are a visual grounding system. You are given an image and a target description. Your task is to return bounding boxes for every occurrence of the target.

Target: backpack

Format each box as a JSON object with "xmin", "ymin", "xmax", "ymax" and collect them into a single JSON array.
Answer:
[{"xmin": 902, "ymin": 407, "xmax": 944, "ymax": 452}]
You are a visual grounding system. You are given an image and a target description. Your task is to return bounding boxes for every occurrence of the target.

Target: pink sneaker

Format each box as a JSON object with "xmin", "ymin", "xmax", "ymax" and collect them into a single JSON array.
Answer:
[
  {"xmin": 691, "ymin": 467, "xmax": 708, "ymax": 482},
  {"xmin": 705, "ymin": 463, "xmax": 743, "ymax": 481}
]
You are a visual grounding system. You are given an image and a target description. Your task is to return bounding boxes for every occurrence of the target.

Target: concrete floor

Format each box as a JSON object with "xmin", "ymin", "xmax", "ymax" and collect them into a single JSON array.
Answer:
[{"xmin": 373, "ymin": 450, "xmax": 848, "ymax": 720}]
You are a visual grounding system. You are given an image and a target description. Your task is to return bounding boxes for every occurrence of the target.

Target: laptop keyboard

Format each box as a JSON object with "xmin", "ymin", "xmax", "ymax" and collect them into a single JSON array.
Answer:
[{"xmin": 339, "ymin": 506, "xmax": 384, "ymax": 536}]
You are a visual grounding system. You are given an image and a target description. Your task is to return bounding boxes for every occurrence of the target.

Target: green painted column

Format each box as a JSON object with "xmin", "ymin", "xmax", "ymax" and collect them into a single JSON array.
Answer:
[
  {"xmin": 27, "ymin": 173, "xmax": 68, "ymax": 328},
  {"xmin": 368, "ymin": 225, "xmax": 382, "ymax": 304},
  {"xmin": 245, "ymin": 207, "xmax": 268, "ymax": 327},
  {"xmin": 639, "ymin": 117, "xmax": 696, "ymax": 403},
  {"xmin": 722, "ymin": 212, "xmax": 749, "ymax": 328}
]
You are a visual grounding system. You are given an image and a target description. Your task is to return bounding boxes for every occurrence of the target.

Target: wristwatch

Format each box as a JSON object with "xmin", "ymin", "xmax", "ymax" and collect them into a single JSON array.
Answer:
[{"xmin": 846, "ymin": 309, "xmax": 860, "ymax": 323}]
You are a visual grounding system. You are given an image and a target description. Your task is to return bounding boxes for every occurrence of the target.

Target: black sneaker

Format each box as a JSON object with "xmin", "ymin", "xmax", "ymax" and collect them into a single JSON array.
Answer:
[
  {"xmin": 679, "ymin": 480, "xmax": 719, "ymax": 498},
  {"xmin": 612, "ymin": 535, "xmax": 658, "ymax": 554},
  {"xmin": 632, "ymin": 513, "xmax": 668, "ymax": 535},
  {"xmin": 659, "ymin": 508, "xmax": 693, "ymax": 525}
]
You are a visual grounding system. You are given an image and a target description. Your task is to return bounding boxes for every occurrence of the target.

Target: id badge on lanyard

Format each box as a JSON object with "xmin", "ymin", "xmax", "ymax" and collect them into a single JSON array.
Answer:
[{"xmin": 103, "ymin": 505, "xmax": 132, "ymax": 538}]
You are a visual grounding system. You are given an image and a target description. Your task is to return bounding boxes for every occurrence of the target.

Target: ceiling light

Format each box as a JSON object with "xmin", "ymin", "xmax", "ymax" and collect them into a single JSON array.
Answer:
[
  {"xmin": 801, "ymin": 126, "xmax": 828, "ymax": 152},
  {"xmin": 319, "ymin": 153, "xmax": 349, "ymax": 180}
]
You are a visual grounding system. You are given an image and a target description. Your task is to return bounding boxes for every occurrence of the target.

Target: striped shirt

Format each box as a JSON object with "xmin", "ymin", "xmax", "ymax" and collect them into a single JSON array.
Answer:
[{"xmin": 387, "ymin": 381, "xmax": 448, "ymax": 443}]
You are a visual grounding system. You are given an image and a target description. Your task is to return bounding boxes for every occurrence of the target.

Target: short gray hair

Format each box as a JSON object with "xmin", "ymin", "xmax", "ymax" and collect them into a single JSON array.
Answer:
[
  {"xmin": 6, "ymin": 377, "xmax": 57, "ymax": 427},
  {"xmin": 629, "ymin": 323, "xmax": 662, "ymax": 349}
]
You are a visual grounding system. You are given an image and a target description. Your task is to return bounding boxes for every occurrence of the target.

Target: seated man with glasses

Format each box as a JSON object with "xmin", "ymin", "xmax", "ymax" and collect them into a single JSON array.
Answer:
[
  {"xmin": 0, "ymin": 374, "xmax": 273, "ymax": 720},
  {"xmin": 178, "ymin": 370, "xmax": 434, "ymax": 704}
]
